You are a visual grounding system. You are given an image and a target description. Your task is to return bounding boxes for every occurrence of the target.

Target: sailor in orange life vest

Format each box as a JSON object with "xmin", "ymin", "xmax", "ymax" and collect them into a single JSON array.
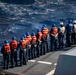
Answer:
[
  {"xmin": 41, "ymin": 25, "xmax": 48, "ymax": 55},
  {"xmin": 23, "ymin": 34, "xmax": 29, "ymax": 61},
  {"xmin": 50, "ymin": 24, "xmax": 58, "ymax": 51},
  {"xmin": 10, "ymin": 36, "xmax": 18, "ymax": 68},
  {"xmin": 26, "ymin": 32, "xmax": 32, "ymax": 60},
  {"xmin": 1, "ymin": 40, "xmax": 10, "ymax": 69},
  {"xmin": 41, "ymin": 25, "xmax": 49, "ymax": 53},
  {"xmin": 36, "ymin": 29, "xmax": 42, "ymax": 57},
  {"xmin": 19, "ymin": 36, "xmax": 27, "ymax": 66},
  {"xmin": 31, "ymin": 32, "xmax": 37, "ymax": 59}
]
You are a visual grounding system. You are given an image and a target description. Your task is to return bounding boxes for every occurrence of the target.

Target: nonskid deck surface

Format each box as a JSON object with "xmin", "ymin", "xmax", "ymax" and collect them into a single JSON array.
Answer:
[{"xmin": 0, "ymin": 46, "xmax": 75, "ymax": 75}]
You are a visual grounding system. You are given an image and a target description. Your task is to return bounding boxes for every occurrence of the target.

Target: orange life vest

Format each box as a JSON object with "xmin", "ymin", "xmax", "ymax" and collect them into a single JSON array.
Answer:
[
  {"xmin": 3, "ymin": 44, "xmax": 10, "ymax": 53},
  {"xmin": 10, "ymin": 40, "xmax": 18, "ymax": 49},
  {"xmin": 51, "ymin": 27, "xmax": 58, "ymax": 36},
  {"xmin": 41, "ymin": 28, "xmax": 49, "ymax": 37},
  {"xmin": 20, "ymin": 40, "xmax": 26, "ymax": 49},
  {"xmin": 36, "ymin": 32, "xmax": 42, "ymax": 41},
  {"xmin": 31, "ymin": 36, "xmax": 37, "ymax": 44},
  {"xmin": 24, "ymin": 37, "xmax": 29, "ymax": 44},
  {"xmin": 26, "ymin": 35, "xmax": 32, "ymax": 44}
]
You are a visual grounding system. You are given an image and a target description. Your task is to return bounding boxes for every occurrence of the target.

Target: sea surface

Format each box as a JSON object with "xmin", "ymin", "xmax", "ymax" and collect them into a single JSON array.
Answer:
[{"xmin": 0, "ymin": 0, "xmax": 76, "ymax": 45}]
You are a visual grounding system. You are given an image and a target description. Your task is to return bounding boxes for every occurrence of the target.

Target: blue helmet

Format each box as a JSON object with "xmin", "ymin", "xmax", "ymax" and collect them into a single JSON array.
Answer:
[
  {"xmin": 22, "ymin": 34, "xmax": 26, "ymax": 38},
  {"xmin": 4, "ymin": 40, "xmax": 8, "ymax": 44},
  {"xmin": 42, "ymin": 26, "xmax": 45, "ymax": 30},
  {"xmin": 37, "ymin": 29, "xmax": 40, "ymax": 32},
  {"xmin": 68, "ymin": 19, "xmax": 72, "ymax": 23},
  {"xmin": 12, "ymin": 36, "xmax": 16, "ymax": 40},
  {"xmin": 26, "ymin": 32, "xmax": 30, "ymax": 36},
  {"xmin": 42, "ymin": 24, "xmax": 46, "ymax": 27},
  {"xmin": 20, "ymin": 36, "xmax": 24, "ymax": 40},
  {"xmin": 31, "ymin": 32, "xmax": 35, "ymax": 36},
  {"xmin": 52, "ymin": 24, "xmax": 56, "ymax": 27},
  {"xmin": 42, "ymin": 24, "xmax": 46, "ymax": 30}
]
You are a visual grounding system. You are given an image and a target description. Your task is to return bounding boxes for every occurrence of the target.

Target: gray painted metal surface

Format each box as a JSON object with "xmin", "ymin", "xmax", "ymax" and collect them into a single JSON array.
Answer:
[
  {"xmin": 0, "ymin": 51, "xmax": 62, "ymax": 75},
  {"xmin": 0, "ymin": 46, "xmax": 73, "ymax": 75},
  {"xmin": 54, "ymin": 47, "xmax": 76, "ymax": 75}
]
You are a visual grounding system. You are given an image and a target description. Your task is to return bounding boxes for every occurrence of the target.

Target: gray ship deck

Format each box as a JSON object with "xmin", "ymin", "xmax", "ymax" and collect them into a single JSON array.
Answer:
[{"xmin": 0, "ymin": 46, "xmax": 74, "ymax": 75}]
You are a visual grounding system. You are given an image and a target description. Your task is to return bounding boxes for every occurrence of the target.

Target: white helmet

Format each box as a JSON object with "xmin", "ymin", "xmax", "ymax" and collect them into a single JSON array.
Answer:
[
  {"xmin": 73, "ymin": 20, "xmax": 76, "ymax": 24},
  {"xmin": 60, "ymin": 22, "xmax": 64, "ymax": 25}
]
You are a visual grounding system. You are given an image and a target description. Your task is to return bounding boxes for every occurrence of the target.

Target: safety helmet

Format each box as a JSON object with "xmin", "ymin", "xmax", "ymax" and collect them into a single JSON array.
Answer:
[
  {"xmin": 37, "ymin": 29, "xmax": 40, "ymax": 32},
  {"xmin": 73, "ymin": 20, "xmax": 76, "ymax": 24},
  {"xmin": 12, "ymin": 36, "xmax": 16, "ymax": 40},
  {"xmin": 26, "ymin": 32, "xmax": 30, "ymax": 36},
  {"xmin": 42, "ymin": 26, "xmax": 45, "ymax": 30},
  {"xmin": 22, "ymin": 34, "xmax": 26, "ymax": 38},
  {"xmin": 42, "ymin": 24, "xmax": 46, "ymax": 30},
  {"xmin": 42, "ymin": 24, "xmax": 46, "ymax": 27},
  {"xmin": 68, "ymin": 19, "xmax": 72, "ymax": 23},
  {"xmin": 31, "ymin": 32, "xmax": 35, "ymax": 36},
  {"xmin": 4, "ymin": 40, "xmax": 8, "ymax": 44},
  {"xmin": 52, "ymin": 24, "xmax": 56, "ymax": 27},
  {"xmin": 20, "ymin": 36, "xmax": 24, "ymax": 40},
  {"xmin": 60, "ymin": 22, "xmax": 64, "ymax": 25}
]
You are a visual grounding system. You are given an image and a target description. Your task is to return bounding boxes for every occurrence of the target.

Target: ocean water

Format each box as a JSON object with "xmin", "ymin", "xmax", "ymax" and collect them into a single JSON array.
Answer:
[{"xmin": 0, "ymin": 0, "xmax": 76, "ymax": 45}]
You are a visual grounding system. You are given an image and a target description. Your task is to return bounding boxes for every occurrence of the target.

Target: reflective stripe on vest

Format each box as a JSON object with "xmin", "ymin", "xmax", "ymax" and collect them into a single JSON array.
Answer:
[
  {"xmin": 4, "ymin": 44, "xmax": 10, "ymax": 53},
  {"xmin": 10, "ymin": 40, "xmax": 18, "ymax": 49}
]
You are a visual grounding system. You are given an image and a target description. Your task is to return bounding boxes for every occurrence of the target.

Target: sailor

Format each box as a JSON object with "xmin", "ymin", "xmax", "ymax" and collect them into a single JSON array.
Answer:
[
  {"xmin": 41, "ymin": 25, "xmax": 49, "ymax": 52},
  {"xmin": 26, "ymin": 32, "xmax": 32, "ymax": 60},
  {"xmin": 36, "ymin": 29, "xmax": 42, "ymax": 57},
  {"xmin": 31, "ymin": 32, "xmax": 37, "ymax": 59},
  {"xmin": 1, "ymin": 40, "xmax": 10, "ymax": 69},
  {"xmin": 23, "ymin": 34, "xmax": 29, "ymax": 61},
  {"xmin": 58, "ymin": 22, "xmax": 65, "ymax": 49},
  {"xmin": 41, "ymin": 25, "xmax": 49, "ymax": 55},
  {"xmin": 19, "ymin": 36, "xmax": 27, "ymax": 66},
  {"xmin": 66, "ymin": 19, "xmax": 73, "ymax": 47},
  {"xmin": 50, "ymin": 24, "xmax": 58, "ymax": 51},
  {"xmin": 23, "ymin": 34, "xmax": 29, "ymax": 45},
  {"xmin": 10, "ymin": 36, "xmax": 18, "ymax": 67},
  {"xmin": 72, "ymin": 20, "xmax": 76, "ymax": 44}
]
